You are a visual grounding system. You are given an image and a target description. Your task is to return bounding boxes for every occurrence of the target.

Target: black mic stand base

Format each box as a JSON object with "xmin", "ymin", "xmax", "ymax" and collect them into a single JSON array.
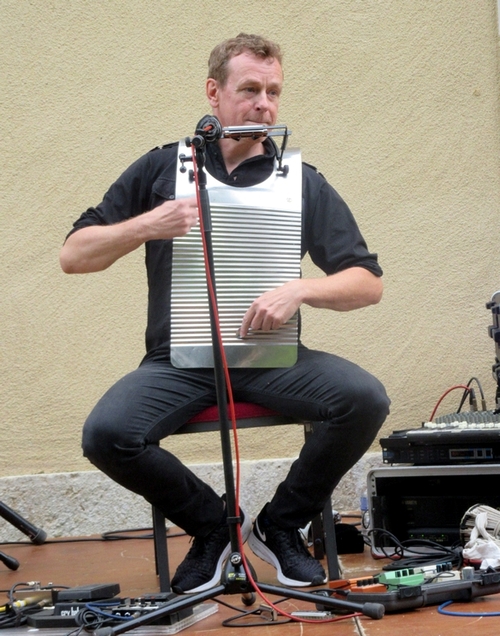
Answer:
[{"xmin": 93, "ymin": 562, "xmax": 384, "ymax": 636}]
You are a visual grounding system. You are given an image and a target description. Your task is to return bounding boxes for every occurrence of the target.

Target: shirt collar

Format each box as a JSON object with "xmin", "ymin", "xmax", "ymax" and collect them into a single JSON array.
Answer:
[{"xmin": 205, "ymin": 138, "xmax": 277, "ymax": 187}]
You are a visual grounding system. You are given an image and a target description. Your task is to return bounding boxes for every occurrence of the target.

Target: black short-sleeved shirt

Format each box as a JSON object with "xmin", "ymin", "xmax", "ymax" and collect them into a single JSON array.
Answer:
[{"xmin": 68, "ymin": 140, "xmax": 382, "ymax": 358}]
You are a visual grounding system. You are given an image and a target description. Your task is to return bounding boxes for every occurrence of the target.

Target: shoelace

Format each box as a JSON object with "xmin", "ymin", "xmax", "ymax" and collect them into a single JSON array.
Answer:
[
  {"xmin": 185, "ymin": 525, "xmax": 228, "ymax": 564},
  {"xmin": 272, "ymin": 527, "xmax": 317, "ymax": 566}
]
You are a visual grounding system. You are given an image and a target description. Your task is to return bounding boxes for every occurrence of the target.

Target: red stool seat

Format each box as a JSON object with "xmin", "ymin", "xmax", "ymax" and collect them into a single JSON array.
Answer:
[{"xmin": 188, "ymin": 402, "xmax": 282, "ymax": 423}]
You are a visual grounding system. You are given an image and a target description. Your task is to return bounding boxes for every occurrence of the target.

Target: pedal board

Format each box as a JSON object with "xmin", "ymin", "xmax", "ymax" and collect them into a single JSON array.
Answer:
[{"xmin": 26, "ymin": 584, "xmax": 193, "ymax": 628}]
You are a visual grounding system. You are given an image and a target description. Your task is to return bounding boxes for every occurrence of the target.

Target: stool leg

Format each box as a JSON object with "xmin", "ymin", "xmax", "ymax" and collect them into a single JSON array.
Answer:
[
  {"xmin": 321, "ymin": 501, "xmax": 341, "ymax": 580},
  {"xmin": 303, "ymin": 422, "xmax": 340, "ymax": 581},
  {"xmin": 152, "ymin": 506, "xmax": 171, "ymax": 592},
  {"xmin": 310, "ymin": 514, "xmax": 325, "ymax": 560}
]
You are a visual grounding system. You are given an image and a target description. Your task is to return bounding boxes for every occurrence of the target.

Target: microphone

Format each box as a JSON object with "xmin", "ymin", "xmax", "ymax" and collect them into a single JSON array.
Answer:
[
  {"xmin": 195, "ymin": 115, "xmax": 223, "ymax": 143},
  {"xmin": 0, "ymin": 501, "xmax": 47, "ymax": 545},
  {"xmin": 192, "ymin": 115, "xmax": 290, "ymax": 144}
]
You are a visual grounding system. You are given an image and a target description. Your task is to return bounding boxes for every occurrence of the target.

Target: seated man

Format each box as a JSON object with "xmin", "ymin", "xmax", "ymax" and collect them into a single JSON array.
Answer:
[{"xmin": 60, "ymin": 33, "xmax": 390, "ymax": 594}]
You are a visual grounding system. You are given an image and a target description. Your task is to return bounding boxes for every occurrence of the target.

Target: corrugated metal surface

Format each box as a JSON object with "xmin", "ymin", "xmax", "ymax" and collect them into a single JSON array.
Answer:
[{"xmin": 171, "ymin": 144, "xmax": 302, "ymax": 368}]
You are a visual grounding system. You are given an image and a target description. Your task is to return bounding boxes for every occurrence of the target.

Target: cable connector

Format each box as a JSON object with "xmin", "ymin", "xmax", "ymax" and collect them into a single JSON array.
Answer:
[
  {"xmin": 377, "ymin": 569, "xmax": 425, "ymax": 588},
  {"xmin": 469, "ymin": 388, "xmax": 478, "ymax": 411},
  {"xmin": 290, "ymin": 611, "xmax": 332, "ymax": 620},
  {"xmin": 414, "ymin": 562, "xmax": 453, "ymax": 579}
]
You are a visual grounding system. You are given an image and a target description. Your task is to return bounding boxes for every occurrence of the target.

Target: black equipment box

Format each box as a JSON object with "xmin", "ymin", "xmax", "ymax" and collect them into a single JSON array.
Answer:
[
  {"xmin": 367, "ymin": 464, "xmax": 500, "ymax": 556},
  {"xmin": 380, "ymin": 411, "xmax": 500, "ymax": 465}
]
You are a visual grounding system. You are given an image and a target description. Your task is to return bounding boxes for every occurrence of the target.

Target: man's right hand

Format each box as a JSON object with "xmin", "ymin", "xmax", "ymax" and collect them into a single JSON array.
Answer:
[
  {"xmin": 60, "ymin": 196, "xmax": 199, "ymax": 274},
  {"xmin": 141, "ymin": 197, "xmax": 199, "ymax": 241}
]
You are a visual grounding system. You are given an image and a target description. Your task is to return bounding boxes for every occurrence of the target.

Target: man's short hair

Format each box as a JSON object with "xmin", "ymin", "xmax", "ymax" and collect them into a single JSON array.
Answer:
[{"xmin": 208, "ymin": 33, "xmax": 283, "ymax": 85}]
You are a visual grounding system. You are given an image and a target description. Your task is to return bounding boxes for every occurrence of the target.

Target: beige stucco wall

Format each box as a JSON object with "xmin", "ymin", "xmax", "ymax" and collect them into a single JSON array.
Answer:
[{"xmin": 2, "ymin": 1, "xmax": 500, "ymax": 485}]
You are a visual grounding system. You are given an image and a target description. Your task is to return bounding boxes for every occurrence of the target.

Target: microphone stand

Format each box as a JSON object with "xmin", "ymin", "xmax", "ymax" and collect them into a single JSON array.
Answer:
[
  {"xmin": 93, "ymin": 120, "xmax": 385, "ymax": 635},
  {"xmin": 0, "ymin": 500, "xmax": 47, "ymax": 571},
  {"xmin": 190, "ymin": 138, "xmax": 242, "ymax": 564}
]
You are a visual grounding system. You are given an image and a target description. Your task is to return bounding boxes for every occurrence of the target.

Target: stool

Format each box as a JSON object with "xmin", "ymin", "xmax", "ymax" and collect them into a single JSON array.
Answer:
[{"xmin": 152, "ymin": 402, "xmax": 340, "ymax": 591}]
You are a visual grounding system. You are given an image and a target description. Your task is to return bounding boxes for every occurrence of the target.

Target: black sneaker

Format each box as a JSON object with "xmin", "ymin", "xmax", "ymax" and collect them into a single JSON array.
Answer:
[
  {"xmin": 171, "ymin": 505, "xmax": 251, "ymax": 594},
  {"xmin": 248, "ymin": 505, "xmax": 327, "ymax": 587}
]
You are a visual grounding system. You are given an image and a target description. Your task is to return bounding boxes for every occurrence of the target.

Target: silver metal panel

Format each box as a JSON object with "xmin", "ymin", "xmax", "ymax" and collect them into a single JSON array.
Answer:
[{"xmin": 171, "ymin": 142, "xmax": 302, "ymax": 368}]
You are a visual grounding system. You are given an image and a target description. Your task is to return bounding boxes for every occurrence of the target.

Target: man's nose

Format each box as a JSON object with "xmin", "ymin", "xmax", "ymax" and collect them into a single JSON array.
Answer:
[{"xmin": 255, "ymin": 91, "xmax": 270, "ymax": 111}]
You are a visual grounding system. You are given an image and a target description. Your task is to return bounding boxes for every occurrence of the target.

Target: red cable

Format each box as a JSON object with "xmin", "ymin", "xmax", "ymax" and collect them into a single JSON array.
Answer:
[
  {"xmin": 428, "ymin": 385, "xmax": 471, "ymax": 422},
  {"xmin": 190, "ymin": 147, "xmax": 241, "ymax": 503},
  {"xmin": 191, "ymin": 145, "xmax": 360, "ymax": 625}
]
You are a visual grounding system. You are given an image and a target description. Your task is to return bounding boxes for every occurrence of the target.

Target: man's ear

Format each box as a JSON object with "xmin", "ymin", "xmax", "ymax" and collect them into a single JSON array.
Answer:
[{"xmin": 206, "ymin": 78, "xmax": 219, "ymax": 107}]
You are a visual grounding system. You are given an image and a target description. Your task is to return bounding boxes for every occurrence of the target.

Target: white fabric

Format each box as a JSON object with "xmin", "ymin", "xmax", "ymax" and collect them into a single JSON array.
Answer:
[{"xmin": 463, "ymin": 510, "xmax": 500, "ymax": 569}]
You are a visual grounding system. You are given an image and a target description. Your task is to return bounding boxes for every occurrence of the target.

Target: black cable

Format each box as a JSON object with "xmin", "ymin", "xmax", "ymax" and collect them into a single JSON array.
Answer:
[
  {"xmin": 367, "ymin": 528, "xmax": 463, "ymax": 570},
  {"xmin": 218, "ymin": 596, "xmax": 291, "ymax": 628},
  {"xmin": 468, "ymin": 376, "xmax": 486, "ymax": 403},
  {"xmin": 456, "ymin": 386, "xmax": 475, "ymax": 414},
  {"xmin": 382, "ymin": 550, "xmax": 462, "ymax": 571},
  {"xmin": 101, "ymin": 528, "xmax": 154, "ymax": 541},
  {"xmin": 457, "ymin": 377, "xmax": 486, "ymax": 413},
  {"xmin": 0, "ymin": 526, "xmax": 188, "ymax": 549},
  {"xmin": 0, "ymin": 536, "xmax": 118, "ymax": 548},
  {"xmin": 0, "ymin": 581, "xmax": 72, "ymax": 630},
  {"xmin": 0, "ymin": 582, "xmax": 54, "ymax": 629},
  {"xmin": 102, "ymin": 528, "xmax": 187, "ymax": 541}
]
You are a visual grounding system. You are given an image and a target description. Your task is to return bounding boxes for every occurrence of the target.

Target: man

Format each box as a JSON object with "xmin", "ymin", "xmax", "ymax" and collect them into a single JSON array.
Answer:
[{"xmin": 60, "ymin": 33, "xmax": 390, "ymax": 594}]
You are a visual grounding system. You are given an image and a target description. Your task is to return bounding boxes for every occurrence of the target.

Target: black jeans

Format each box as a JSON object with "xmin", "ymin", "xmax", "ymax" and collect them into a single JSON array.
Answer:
[{"xmin": 82, "ymin": 344, "xmax": 390, "ymax": 537}]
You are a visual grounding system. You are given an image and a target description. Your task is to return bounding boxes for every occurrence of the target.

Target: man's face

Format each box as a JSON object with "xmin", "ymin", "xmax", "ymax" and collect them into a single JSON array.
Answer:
[{"xmin": 206, "ymin": 51, "xmax": 283, "ymax": 128}]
